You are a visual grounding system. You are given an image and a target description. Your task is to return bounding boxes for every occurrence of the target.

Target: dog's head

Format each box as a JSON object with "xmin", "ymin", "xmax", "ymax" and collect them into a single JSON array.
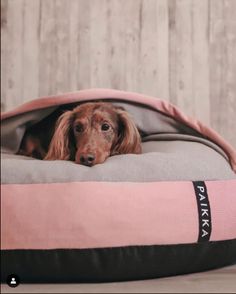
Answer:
[{"xmin": 45, "ymin": 102, "xmax": 141, "ymax": 166}]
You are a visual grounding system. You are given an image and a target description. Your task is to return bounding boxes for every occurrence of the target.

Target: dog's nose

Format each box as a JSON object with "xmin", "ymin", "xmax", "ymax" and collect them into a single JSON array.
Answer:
[{"xmin": 80, "ymin": 154, "xmax": 95, "ymax": 166}]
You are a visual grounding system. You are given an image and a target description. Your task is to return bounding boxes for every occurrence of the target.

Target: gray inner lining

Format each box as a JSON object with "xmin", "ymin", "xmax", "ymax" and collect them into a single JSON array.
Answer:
[{"xmin": 2, "ymin": 140, "xmax": 235, "ymax": 184}]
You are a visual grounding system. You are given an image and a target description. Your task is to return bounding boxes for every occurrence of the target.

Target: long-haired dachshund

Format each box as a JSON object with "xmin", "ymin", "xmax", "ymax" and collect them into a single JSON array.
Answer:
[{"xmin": 18, "ymin": 102, "xmax": 142, "ymax": 166}]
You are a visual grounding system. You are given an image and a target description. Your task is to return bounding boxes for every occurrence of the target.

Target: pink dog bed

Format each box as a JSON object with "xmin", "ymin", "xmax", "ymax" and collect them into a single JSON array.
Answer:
[{"xmin": 1, "ymin": 89, "xmax": 236, "ymax": 282}]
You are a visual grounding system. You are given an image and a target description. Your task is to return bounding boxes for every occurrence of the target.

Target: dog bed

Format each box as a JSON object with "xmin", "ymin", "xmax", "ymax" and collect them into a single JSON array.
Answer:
[{"xmin": 1, "ymin": 88, "xmax": 236, "ymax": 283}]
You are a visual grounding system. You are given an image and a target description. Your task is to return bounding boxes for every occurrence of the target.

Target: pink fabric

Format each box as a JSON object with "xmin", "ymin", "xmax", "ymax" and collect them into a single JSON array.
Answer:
[
  {"xmin": 2, "ymin": 180, "xmax": 236, "ymax": 250},
  {"xmin": 208, "ymin": 180, "xmax": 236, "ymax": 241},
  {"xmin": 1, "ymin": 88, "xmax": 236, "ymax": 172}
]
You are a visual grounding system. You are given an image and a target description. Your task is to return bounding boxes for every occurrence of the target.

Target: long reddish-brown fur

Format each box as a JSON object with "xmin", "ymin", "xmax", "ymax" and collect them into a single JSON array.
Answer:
[{"xmin": 18, "ymin": 102, "xmax": 142, "ymax": 166}]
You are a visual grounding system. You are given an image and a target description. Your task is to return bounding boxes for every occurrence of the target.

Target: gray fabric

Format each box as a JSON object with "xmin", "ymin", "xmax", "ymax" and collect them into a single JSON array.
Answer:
[
  {"xmin": 1, "ymin": 107, "xmax": 57, "ymax": 153},
  {"xmin": 1, "ymin": 99, "xmax": 235, "ymax": 184},
  {"xmin": 112, "ymin": 101, "xmax": 201, "ymax": 137},
  {"xmin": 2, "ymin": 141, "xmax": 235, "ymax": 184},
  {"xmin": 143, "ymin": 134, "xmax": 228, "ymax": 161}
]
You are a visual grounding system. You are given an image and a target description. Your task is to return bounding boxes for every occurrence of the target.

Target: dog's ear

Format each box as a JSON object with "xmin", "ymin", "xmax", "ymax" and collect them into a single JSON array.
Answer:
[
  {"xmin": 112, "ymin": 108, "xmax": 142, "ymax": 155},
  {"xmin": 44, "ymin": 111, "xmax": 74, "ymax": 160}
]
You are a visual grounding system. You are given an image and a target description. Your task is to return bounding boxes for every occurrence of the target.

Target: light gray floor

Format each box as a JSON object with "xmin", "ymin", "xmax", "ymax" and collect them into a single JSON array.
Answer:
[{"xmin": 1, "ymin": 265, "xmax": 236, "ymax": 293}]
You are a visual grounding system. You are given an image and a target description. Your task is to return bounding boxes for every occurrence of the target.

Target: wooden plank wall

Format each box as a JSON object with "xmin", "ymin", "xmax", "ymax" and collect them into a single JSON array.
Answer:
[{"xmin": 1, "ymin": 0, "xmax": 236, "ymax": 147}]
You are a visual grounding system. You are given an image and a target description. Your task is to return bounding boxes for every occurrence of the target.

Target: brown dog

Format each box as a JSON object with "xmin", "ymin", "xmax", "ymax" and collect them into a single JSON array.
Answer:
[{"xmin": 18, "ymin": 102, "xmax": 142, "ymax": 166}]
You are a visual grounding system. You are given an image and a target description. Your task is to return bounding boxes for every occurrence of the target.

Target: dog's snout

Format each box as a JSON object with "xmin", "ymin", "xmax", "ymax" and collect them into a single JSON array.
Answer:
[{"xmin": 80, "ymin": 154, "xmax": 95, "ymax": 166}]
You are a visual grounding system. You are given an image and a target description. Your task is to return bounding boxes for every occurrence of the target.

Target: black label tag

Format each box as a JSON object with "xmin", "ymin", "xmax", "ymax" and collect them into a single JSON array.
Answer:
[{"xmin": 193, "ymin": 181, "xmax": 212, "ymax": 242}]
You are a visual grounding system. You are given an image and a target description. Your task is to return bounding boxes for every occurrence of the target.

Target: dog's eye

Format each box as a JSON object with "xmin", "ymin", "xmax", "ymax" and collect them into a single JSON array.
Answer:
[
  {"xmin": 75, "ymin": 124, "xmax": 84, "ymax": 133},
  {"xmin": 101, "ymin": 123, "xmax": 110, "ymax": 131}
]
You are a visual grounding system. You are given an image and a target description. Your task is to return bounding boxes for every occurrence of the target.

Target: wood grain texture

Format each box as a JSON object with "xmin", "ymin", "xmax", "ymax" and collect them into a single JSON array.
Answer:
[
  {"xmin": 139, "ymin": 0, "xmax": 169, "ymax": 99},
  {"xmin": 170, "ymin": 0, "xmax": 194, "ymax": 117},
  {"xmin": 1, "ymin": 0, "xmax": 236, "ymax": 147},
  {"xmin": 1, "ymin": 0, "xmax": 24, "ymax": 111},
  {"xmin": 209, "ymin": 0, "xmax": 236, "ymax": 147},
  {"xmin": 22, "ymin": 0, "xmax": 40, "ymax": 102}
]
